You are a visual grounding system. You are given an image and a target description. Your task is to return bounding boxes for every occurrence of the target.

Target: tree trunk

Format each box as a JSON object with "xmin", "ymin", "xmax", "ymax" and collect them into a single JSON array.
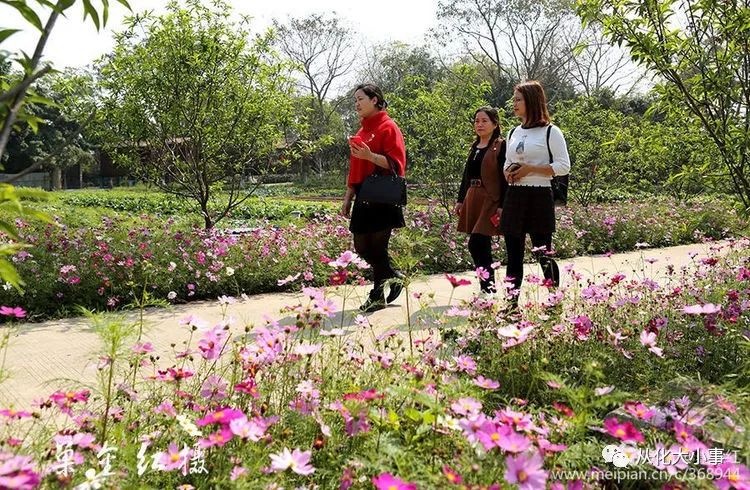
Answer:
[{"xmin": 51, "ymin": 167, "xmax": 62, "ymax": 190}]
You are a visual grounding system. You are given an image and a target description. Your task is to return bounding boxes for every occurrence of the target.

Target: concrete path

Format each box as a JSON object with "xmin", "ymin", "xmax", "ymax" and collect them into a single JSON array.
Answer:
[{"xmin": 0, "ymin": 241, "xmax": 731, "ymax": 409}]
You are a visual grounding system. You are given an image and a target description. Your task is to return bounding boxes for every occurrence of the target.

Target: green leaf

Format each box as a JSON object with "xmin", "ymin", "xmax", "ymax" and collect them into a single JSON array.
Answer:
[
  {"xmin": 4, "ymin": 1, "xmax": 43, "ymax": 31},
  {"xmin": 572, "ymin": 42, "xmax": 588, "ymax": 57},
  {"xmin": 0, "ymin": 220, "xmax": 20, "ymax": 241},
  {"xmin": 0, "ymin": 258, "xmax": 24, "ymax": 293},
  {"xmin": 82, "ymin": 0, "xmax": 101, "ymax": 30},
  {"xmin": 0, "ymin": 28, "xmax": 21, "ymax": 44}
]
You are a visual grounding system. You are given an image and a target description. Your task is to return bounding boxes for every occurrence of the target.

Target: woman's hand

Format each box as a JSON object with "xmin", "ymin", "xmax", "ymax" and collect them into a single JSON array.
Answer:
[
  {"xmin": 350, "ymin": 141, "xmax": 374, "ymax": 162},
  {"xmin": 507, "ymin": 163, "xmax": 533, "ymax": 183},
  {"xmin": 453, "ymin": 202, "xmax": 463, "ymax": 216},
  {"xmin": 341, "ymin": 198, "xmax": 352, "ymax": 218}
]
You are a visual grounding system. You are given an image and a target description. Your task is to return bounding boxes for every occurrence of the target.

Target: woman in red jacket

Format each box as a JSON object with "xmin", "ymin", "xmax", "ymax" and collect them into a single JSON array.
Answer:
[{"xmin": 341, "ymin": 83, "xmax": 407, "ymax": 313}]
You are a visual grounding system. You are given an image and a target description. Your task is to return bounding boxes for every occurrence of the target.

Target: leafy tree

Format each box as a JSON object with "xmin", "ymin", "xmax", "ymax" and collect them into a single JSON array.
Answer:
[
  {"xmin": 390, "ymin": 65, "xmax": 491, "ymax": 214},
  {"xmin": 0, "ymin": 0, "xmax": 127, "ymax": 291},
  {"xmin": 4, "ymin": 69, "xmax": 97, "ymax": 189},
  {"xmin": 361, "ymin": 42, "xmax": 446, "ymax": 94},
  {"xmin": 98, "ymin": 0, "xmax": 296, "ymax": 229},
  {"xmin": 577, "ymin": 0, "xmax": 750, "ymax": 207},
  {"xmin": 274, "ymin": 13, "xmax": 357, "ymax": 176},
  {"xmin": 432, "ymin": 0, "xmax": 580, "ymax": 101}
]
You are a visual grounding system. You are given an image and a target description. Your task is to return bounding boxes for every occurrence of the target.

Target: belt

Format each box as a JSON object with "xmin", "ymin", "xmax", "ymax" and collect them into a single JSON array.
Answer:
[{"xmin": 470, "ymin": 179, "xmax": 482, "ymax": 187}]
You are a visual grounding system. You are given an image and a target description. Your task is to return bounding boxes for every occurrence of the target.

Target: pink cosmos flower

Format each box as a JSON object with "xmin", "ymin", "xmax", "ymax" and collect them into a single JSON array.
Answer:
[
  {"xmin": 639, "ymin": 330, "xmax": 664, "ymax": 357},
  {"xmin": 683, "ymin": 303, "xmax": 721, "ymax": 315},
  {"xmin": 475, "ymin": 267, "xmax": 490, "ymax": 281},
  {"xmin": 197, "ymin": 428, "xmax": 233, "ymax": 448},
  {"xmin": 624, "ymin": 401, "xmax": 655, "ymax": 420},
  {"xmin": 710, "ymin": 460, "xmax": 749, "ymax": 489},
  {"xmin": 571, "ymin": 315, "xmax": 593, "ymax": 340},
  {"xmin": 0, "ymin": 409, "xmax": 31, "ymax": 419},
  {"xmin": 0, "ymin": 306, "xmax": 25, "ymax": 318},
  {"xmin": 453, "ymin": 355, "xmax": 477, "ymax": 375},
  {"xmin": 0, "ymin": 452, "xmax": 40, "ymax": 489},
  {"xmin": 156, "ymin": 443, "xmax": 191, "ymax": 472},
  {"xmin": 443, "ymin": 465, "xmax": 463, "ymax": 485},
  {"xmin": 476, "ymin": 421, "xmax": 511, "ymax": 450},
  {"xmin": 445, "ymin": 274, "xmax": 471, "ymax": 287},
  {"xmin": 603, "ymin": 418, "xmax": 645, "ymax": 443},
  {"xmin": 198, "ymin": 326, "xmax": 228, "ymax": 360},
  {"xmin": 451, "ymin": 397, "xmax": 483, "ymax": 417},
  {"xmin": 269, "ymin": 448, "xmax": 315, "ymax": 476},
  {"xmin": 504, "ymin": 451, "xmax": 548, "ymax": 490},
  {"xmin": 595, "ymin": 386, "xmax": 615, "ymax": 396},
  {"xmin": 154, "ymin": 402, "xmax": 177, "ymax": 416},
  {"xmin": 229, "ymin": 417, "xmax": 267, "ymax": 441},
  {"xmin": 200, "ymin": 375, "xmax": 228, "ymax": 401},
  {"xmin": 473, "ymin": 376, "xmax": 500, "ymax": 390},
  {"xmin": 48, "ymin": 390, "xmax": 90, "ymax": 415},
  {"xmin": 372, "ymin": 473, "xmax": 416, "ymax": 490},
  {"xmin": 131, "ymin": 342, "xmax": 154, "ymax": 355},
  {"xmin": 196, "ymin": 408, "xmax": 245, "ymax": 427},
  {"xmin": 498, "ymin": 428, "xmax": 532, "ymax": 453},
  {"xmin": 277, "ymin": 273, "xmax": 301, "ymax": 286},
  {"xmin": 294, "ymin": 343, "xmax": 323, "ymax": 356},
  {"xmin": 230, "ymin": 466, "xmax": 248, "ymax": 481}
]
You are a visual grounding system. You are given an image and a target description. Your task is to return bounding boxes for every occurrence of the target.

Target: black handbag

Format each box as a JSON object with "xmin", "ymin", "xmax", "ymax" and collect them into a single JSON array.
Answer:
[
  {"xmin": 357, "ymin": 156, "xmax": 407, "ymax": 206},
  {"xmin": 545, "ymin": 125, "xmax": 569, "ymax": 206}
]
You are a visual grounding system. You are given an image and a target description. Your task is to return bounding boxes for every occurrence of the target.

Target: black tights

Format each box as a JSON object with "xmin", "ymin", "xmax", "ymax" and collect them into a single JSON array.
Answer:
[
  {"xmin": 504, "ymin": 233, "xmax": 555, "ymax": 295},
  {"xmin": 468, "ymin": 233, "xmax": 494, "ymax": 293},
  {"xmin": 353, "ymin": 229, "xmax": 396, "ymax": 296}
]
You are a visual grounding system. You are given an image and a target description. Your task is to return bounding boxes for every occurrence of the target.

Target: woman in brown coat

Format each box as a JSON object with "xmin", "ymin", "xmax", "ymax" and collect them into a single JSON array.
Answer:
[{"xmin": 454, "ymin": 106, "xmax": 508, "ymax": 294}]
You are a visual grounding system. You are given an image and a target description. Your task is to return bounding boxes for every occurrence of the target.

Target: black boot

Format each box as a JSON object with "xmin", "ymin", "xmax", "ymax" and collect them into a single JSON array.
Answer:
[
  {"xmin": 385, "ymin": 271, "xmax": 404, "ymax": 304},
  {"xmin": 360, "ymin": 286, "xmax": 386, "ymax": 313}
]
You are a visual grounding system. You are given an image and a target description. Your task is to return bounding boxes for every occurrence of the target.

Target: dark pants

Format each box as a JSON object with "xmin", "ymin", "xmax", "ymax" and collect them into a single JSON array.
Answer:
[
  {"xmin": 504, "ymin": 233, "xmax": 555, "ymax": 295},
  {"xmin": 354, "ymin": 229, "xmax": 396, "ymax": 297},
  {"xmin": 468, "ymin": 233, "xmax": 494, "ymax": 293}
]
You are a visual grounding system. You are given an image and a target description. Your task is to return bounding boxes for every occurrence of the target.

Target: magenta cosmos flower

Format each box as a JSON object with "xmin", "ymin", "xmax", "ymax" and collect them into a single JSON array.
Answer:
[
  {"xmin": 603, "ymin": 418, "xmax": 645, "ymax": 443},
  {"xmin": 0, "ymin": 306, "xmax": 26, "ymax": 318},
  {"xmin": 504, "ymin": 450, "xmax": 548, "ymax": 489},
  {"xmin": 372, "ymin": 473, "xmax": 417, "ymax": 490},
  {"xmin": 445, "ymin": 274, "xmax": 471, "ymax": 287}
]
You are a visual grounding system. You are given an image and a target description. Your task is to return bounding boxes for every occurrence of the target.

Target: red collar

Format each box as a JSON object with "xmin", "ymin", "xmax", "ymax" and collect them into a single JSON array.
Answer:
[{"xmin": 361, "ymin": 110, "xmax": 390, "ymax": 131}]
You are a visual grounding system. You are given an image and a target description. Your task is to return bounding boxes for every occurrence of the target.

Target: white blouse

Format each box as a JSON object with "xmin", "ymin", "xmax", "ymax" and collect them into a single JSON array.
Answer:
[{"xmin": 504, "ymin": 124, "xmax": 571, "ymax": 187}]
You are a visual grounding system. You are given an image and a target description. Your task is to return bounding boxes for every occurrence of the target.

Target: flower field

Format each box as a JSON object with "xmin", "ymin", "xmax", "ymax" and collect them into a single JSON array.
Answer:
[
  {"xmin": 0, "ymin": 195, "xmax": 744, "ymax": 320},
  {"xmin": 0, "ymin": 234, "xmax": 747, "ymax": 489}
]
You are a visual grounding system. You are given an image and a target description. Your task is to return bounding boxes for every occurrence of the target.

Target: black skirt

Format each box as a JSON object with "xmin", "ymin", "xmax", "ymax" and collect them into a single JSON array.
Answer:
[
  {"xmin": 349, "ymin": 197, "xmax": 405, "ymax": 234},
  {"xmin": 500, "ymin": 186, "xmax": 555, "ymax": 235}
]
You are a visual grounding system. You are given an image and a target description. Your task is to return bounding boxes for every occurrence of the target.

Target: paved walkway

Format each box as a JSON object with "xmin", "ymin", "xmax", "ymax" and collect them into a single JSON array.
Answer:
[{"xmin": 0, "ymin": 241, "xmax": 730, "ymax": 409}]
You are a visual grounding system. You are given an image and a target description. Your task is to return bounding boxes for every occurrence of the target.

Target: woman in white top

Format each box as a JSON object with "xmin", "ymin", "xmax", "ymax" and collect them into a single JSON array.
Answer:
[{"xmin": 500, "ymin": 80, "xmax": 570, "ymax": 310}]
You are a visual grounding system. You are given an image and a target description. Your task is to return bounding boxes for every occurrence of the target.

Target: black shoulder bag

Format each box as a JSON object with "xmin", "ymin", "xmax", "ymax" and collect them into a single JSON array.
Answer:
[
  {"xmin": 357, "ymin": 156, "xmax": 407, "ymax": 206},
  {"xmin": 545, "ymin": 125, "xmax": 569, "ymax": 207}
]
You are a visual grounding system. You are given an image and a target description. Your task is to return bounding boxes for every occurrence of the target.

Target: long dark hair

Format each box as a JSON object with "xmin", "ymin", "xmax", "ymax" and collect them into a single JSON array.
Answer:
[
  {"xmin": 514, "ymin": 80, "xmax": 550, "ymax": 128},
  {"xmin": 473, "ymin": 106, "xmax": 502, "ymax": 146},
  {"xmin": 354, "ymin": 83, "xmax": 388, "ymax": 110}
]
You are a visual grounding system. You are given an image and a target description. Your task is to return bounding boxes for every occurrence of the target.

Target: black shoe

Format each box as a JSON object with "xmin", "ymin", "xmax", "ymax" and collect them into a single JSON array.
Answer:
[
  {"xmin": 541, "ymin": 258, "xmax": 560, "ymax": 288},
  {"xmin": 385, "ymin": 272, "xmax": 404, "ymax": 304},
  {"xmin": 360, "ymin": 291, "xmax": 386, "ymax": 313}
]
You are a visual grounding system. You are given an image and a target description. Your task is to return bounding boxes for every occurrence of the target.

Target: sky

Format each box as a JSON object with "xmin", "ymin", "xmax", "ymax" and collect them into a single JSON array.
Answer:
[{"xmin": 0, "ymin": 0, "xmax": 437, "ymax": 69}]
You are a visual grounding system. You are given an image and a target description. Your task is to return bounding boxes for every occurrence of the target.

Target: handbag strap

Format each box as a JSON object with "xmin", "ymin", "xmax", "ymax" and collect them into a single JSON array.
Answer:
[
  {"xmin": 546, "ymin": 125, "xmax": 553, "ymax": 164},
  {"xmin": 380, "ymin": 155, "xmax": 399, "ymax": 177}
]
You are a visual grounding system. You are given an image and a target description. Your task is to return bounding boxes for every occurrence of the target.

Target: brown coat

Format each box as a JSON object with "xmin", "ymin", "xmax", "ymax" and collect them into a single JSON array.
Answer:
[{"xmin": 457, "ymin": 138, "xmax": 508, "ymax": 236}]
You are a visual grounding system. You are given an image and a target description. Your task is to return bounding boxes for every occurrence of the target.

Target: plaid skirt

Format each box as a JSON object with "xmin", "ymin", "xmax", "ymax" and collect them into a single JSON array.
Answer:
[{"xmin": 499, "ymin": 186, "xmax": 556, "ymax": 235}]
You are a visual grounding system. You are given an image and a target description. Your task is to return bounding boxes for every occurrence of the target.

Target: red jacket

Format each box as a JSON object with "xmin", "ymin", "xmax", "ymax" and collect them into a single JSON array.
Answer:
[{"xmin": 348, "ymin": 111, "xmax": 406, "ymax": 186}]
